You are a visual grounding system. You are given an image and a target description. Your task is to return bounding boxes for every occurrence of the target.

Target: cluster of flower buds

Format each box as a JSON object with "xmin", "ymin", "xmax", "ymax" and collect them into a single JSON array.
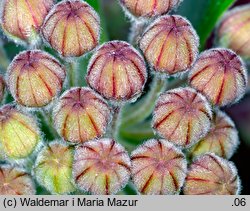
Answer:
[{"xmin": 0, "ymin": 76, "xmax": 5, "ymax": 102}]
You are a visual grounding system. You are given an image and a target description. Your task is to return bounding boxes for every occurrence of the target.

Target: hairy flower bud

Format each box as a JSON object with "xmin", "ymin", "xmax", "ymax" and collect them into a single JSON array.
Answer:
[
  {"xmin": 189, "ymin": 48, "xmax": 248, "ymax": 107},
  {"xmin": 131, "ymin": 139, "xmax": 187, "ymax": 195},
  {"xmin": 0, "ymin": 105, "xmax": 41, "ymax": 159},
  {"xmin": 140, "ymin": 15, "xmax": 199, "ymax": 76},
  {"xmin": 33, "ymin": 141, "xmax": 75, "ymax": 194},
  {"xmin": 73, "ymin": 138, "xmax": 131, "ymax": 195},
  {"xmin": 87, "ymin": 41, "xmax": 147, "ymax": 102},
  {"xmin": 7, "ymin": 50, "xmax": 66, "ymax": 108},
  {"xmin": 189, "ymin": 110, "xmax": 239, "ymax": 159},
  {"xmin": 120, "ymin": 0, "xmax": 182, "ymax": 19},
  {"xmin": 217, "ymin": 5, "xmax": 250, "ymax": 60},
  {"xmin": 1, "ymin": 0, "xmax": 54, "ymax": 45},
  {"xmin": 0, "ymin": 76, "xmax": 5, "ymax": 102},
  {"xmin": 152, "ymin": 87, "xmax": 212, "ymax": 148},
  {"xmin": 0, "ymin": 165, "xmax": 35, "ymax": 195},
  {"xmin": 183, "ymin": 153, "xmax": 241, "ymax": 195},
  {"xmin": 42, "ymin": 0, "xmax": 100, "ymax": 57},
  {"xmin": 53, "ymin": 87, "xmax": 111, "ymax": 143}
]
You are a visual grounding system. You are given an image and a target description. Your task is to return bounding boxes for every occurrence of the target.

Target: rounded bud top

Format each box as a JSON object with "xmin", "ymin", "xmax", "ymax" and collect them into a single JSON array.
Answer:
[
  {"xmin": 33, "ymin": 141, "xmax": 75, "ymax": 194},
  {"xmin": 53, "ymin": 87, "xmax": 111, "ymax": 143},
  {"xmin": 131, "ymin": 139, "xmax": 187, "ymax": 195},
  {"xmin": 217, "ymin": 5, "xmax": 250, "ymax": 60},
  {"xmin": 120, "ymin": 0, "xmax": 182, "ymax": 19},
  {"xmin": 189, "ymin": 48, "xmax": 248, "ymax": 107},
  {"xmin": 0, "ymin": 76, "xmax": 5, "ymax": 102},
  {"xmin": 87, "ymin": 41, "xmax": 148, "ymax": 102},
  {"xmin": 183, "ymin": 153, "xmax": 241, "ymax": 195},
  {"xmin": 42, "ymin": 0, "xmax": 100, "ymax": 57},
  {"xmin": 73, "ymin": 138, "xmax": 131, "ymax": 195},
  {"xmin": 140, "ymin": 15, "xmax": 199, "ymax": 76},
  {"xmin": 0, "ymin": 165, "xmax": 35, "ymax": 195},
  {"xmin": 7, "ymin": 50, "xmax": 66, "ymax": 108},
  {"xmin": 0, "ymin": 104, "xmax": 41, "ymax": 159},
  {"xmin": 1, "ymin": 0, "xmax": 54, "ymax": 44}
]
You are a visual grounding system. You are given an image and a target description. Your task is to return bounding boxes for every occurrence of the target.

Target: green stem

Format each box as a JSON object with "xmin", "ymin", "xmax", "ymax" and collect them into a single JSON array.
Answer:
[
  {"xmin": 110, "ymin": 106, "xmax": 122, "ymax": 140},
  {"xmin": 67, "ymin": 61, "xmax": 77, "ymax": 88},
  {"xmin": 0, "ymin": 40, "xmax": 10, "ymax": 72}
]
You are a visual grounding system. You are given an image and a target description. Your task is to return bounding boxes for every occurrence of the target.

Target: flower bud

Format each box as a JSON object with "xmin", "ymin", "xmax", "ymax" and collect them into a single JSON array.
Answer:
[
  {"xmin": 53, "ymin": 87, "xmax": 111, "ymax": 143},
  {"xmin": 42, "ymin": 0, "xmax": 100, "ymax": 57},
  {"xmin": 120, "ymin": 0, "xmax": 182, "ymax": 19},
  {"xmin": 189, "ymin": 110, "xmax": 239, "ymax": 159},
  {"xmin": 0, "ymin": 105, "xmax": 41, "ymax": 159},
  {"xmin": 183, "ymin": 153, "xmax": 241, "ymax": 195},
  {"xmin": 152, "ymin": 87, "xmax": 212, "ymax": 148},
  {"xmin": 0, "ymin": 165, "xmax": 35, "ymax": 195},
  {"xmin": 140, "ymin": 15, "xmax": 199, "ymax": 76},
  {"xmin": 73, "ymin": 138, "xmax": 131, "ymax": 195},
  {"xmin": 7, "ymin": 50, "xmax": 66, "ymax": 108},
  {"xmin": 87, "ymin": 41, "xmax": 147, "ymax": 102},
  {"xmin": 33, "ymin": 141, "xmax": 75, "ymax": 194},
  {"xmin": 189, "ymin": 48, "xmax": 248, "ymax": 107},
  {"xmin": 131, "ymin": 139, "xmax": 187, "ymax": 195},
  {"xmin": 1, "ymin": 0, "xmax": 54, "ymax": 45},
  {"xmin": 217, "ymin": 5, "xmax": 250, "ymax": 60},
  {"xmin": 0, "ymin": 76, "xmax": 5, "ymax": 102}
]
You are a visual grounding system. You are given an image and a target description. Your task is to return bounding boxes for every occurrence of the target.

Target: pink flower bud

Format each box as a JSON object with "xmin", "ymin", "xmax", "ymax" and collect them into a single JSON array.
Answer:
[
  {"xmin": 42, "ymin": 0, "xmax": 100, "ymax": 57},
  {"xmin": 120, "ymin": 0, "xmax": 182, "ymax": 19},
  {"xmin": 190, "ymin": 110, "xmax": 239, "ymax": 159},
  {"xmin": 152, "ymin": 87, "xmax": 212, "ymax": 148},
  {"xmin": 87, "ymin": 41, "xmax": 148, "ymax": 102},
  {"xmin": 1, "ymin": 0, "xmax": 54, "ymax": 45},
  {"xmin": 73, "ymin": 138, "xmax": 131, "ymax": 195},
  {"xmin": 189, "ymin": 48, "xmax": 248, "ymax": 107},
  {"xmin": 0, "ymin": 76, "xmax": 5, "ymax": 102},
  {"xmin": 34, "ymin": 141, "xmax": 75, "ymax": 194},
  {"xmin": 131, "ymin": 139, "xmax": 187, "ymax": 195},
  {"xmin": 53, "ymin": 87, "xmax": 111, "ymax": 143},
  {"xmin": 217, "ymin": 5, "xmax": 250, "ymax": 60},
  {"xmin": 7, "ymin": 50, "xmax": 66, "ymax": 107},
  {"xmin": 0, "ymin": 165, "xmax": 35, "ymax": 195},
  {"xmin": 140, "ymin": 15, "xmax": 199, "ymax": 76},
  {"xmin": 183, "ymin": 153, "xmax": 241, "ymax": 195},
  {"xmin": 0, "ymin": 105, "xmax": 41, "ymax": 159}
]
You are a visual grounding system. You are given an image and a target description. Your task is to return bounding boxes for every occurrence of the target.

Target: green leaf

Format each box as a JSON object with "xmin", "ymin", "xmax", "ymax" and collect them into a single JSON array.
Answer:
[{"xmin": 177, "ymin": 0, "xmax": 236, "ymax": 50}]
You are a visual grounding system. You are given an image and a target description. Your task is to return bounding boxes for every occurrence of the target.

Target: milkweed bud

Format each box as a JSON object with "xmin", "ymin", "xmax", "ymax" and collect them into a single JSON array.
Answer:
[
  {"xmin": 73, "ymin": 139, "xmax": 131, "ymax": 195},
  {"xmin": 0, "ymin": 105, "xmax": 41, "ymax": 159},
  {"xmin": 140, "ymin": 15, "xmax": 199, "ymax": 76},
  {"xmin": 217, "ymin": 5, "xmax": 250, "ymax": 60},
  {"xmin": 120, "ymin": 0, "xmax": 182, "ymax": 19},
  {"xmin": 0, "ymin": 165, "xmax": 35, "ymax": 195},
  {"xmin": 152, "ymin": 87, "xmax": 212, "ymax": 148},
  {"xmin": 1, "ymin": 0, "xmax": 54, "ymax": 45},
  {"xmin": 33, "ymin": 141, "xmax": 75, "ymax": 194},
  {"xmin": 190, "ymin": 110, "xmax": 239, "ymax": 159},
  {"xmin": 7, "ymin": 50, "xmax": 66, "ymax": 108},
  {"xmin": 53, "ymin": 87, "xmax": 111, "ymax": 143},
  {"xmin": 87, "ymin": 41, "xmax": 147, "ymax": 102},
  {"xmin": 189, "ymin": 48, "xmax": 248, "ymax": 107},
  {"xmin": 183, "ymin": 153, "xmax": 241, "ymax": 195},
  {"xmin": 131, "ymin": 139, "xmax": 187, "ymax": 195},
  {"xmin": 0, "ymin": 76, "xmax": 5, "ymax": 102},
  {"xmin": 42, "ymin": 0, "xmax": 100, "ymax": 57}
]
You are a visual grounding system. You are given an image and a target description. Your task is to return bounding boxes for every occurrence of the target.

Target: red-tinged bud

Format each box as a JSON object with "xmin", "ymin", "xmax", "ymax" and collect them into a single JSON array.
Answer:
[
  {"xmin": 217, "ymin": 5, "xmax": 250, "ymax": 61},
  {"xmin": 189, "ymin": 48, "xmax": 248, "ymax": 107},
  {"xmin": 120, "ymin": 0, "xmax": 182, "ymax": 19},
  {"xmin": 0, "ymin": 105, "xmax": 41, "ymax": 159},
  {"xmin": 131, "ymin": 139, "xmax": 187, "ymax": 195},
  {"xmin": 42, "ymin": 0, "xmax": 100, "ymax": 57},
  {"xmin": 73, "ymin": 138, "xmax": 131, "ymax": 195},
  {"xmin": 183, "ymin": 153, "xmax": 241, "ymax": 195},
  {"xmin": 190, "ymin": 110, "xmax": 239, "ymax": 159},
  {"xmin": 140, "ymin": 15, "xmax": 199, "ymax": 76},
  {"xmin": 0, "ymin": 165, "xmax": 35, "ymax": 195},
  {"xmin": 7, "ymin": 50, "xmax": 66, "ymax": 108},
  {"xmin": 0, "ymin": 76, "xmax": 5, "ymax": 102},
  {"xmin": 53, "ymin": 87, "xmax": 111, "ymax": 143},
  {"xmin": 1, "ymin": 0, "xmax": 54, "ymax": 45},
  {"xmin": 87, "ymin": 41, "xmax": 147, "ymax": 102},
  {"xmin": 152, "ymin": 87, "xmax": 212, "ymax": 148}
]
